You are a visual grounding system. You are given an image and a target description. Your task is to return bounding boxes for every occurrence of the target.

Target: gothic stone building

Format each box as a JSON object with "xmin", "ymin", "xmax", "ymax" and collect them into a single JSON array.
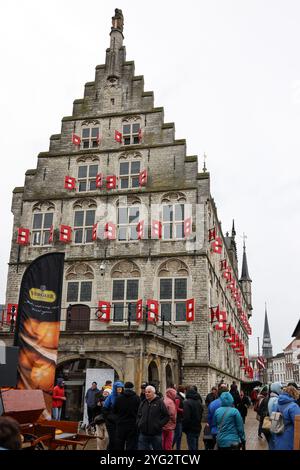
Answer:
[{"xmin": 3, "ymin": 10, "xmax": 253, "ymax": 418}]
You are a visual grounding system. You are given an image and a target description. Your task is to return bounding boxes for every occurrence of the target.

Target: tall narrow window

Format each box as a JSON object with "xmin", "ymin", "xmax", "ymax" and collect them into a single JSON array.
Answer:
[
  {"xmin": 119, "ymin": 160, "xmax": 141, "ymax": 189},
  {"xmin": 74, "ymin": 209, "xmax": 95, "ymax": 244},
  {"xmin": 32, "ymin": 212, "xmax": 53, "ymax": 246},
  {"xmin": 112, "ymin": 279, "xmax": 139, "ymax": 322},
  {"xmin": 122, "ymin": 123, "xmax": 140, "ymax": 145},
  {"xmin": 117, "ymin": 206, "xmax": 140, "ymax": 241},
  {"xmin": 81, "ymin": 127, "xmax": 100, "ymax": 149},
  {"xmin": 78, "ymin": 164, "xmax": 98, "ymax": 192},
  {"xmin": 159, "ymin": 278, "xmax": 187, "ymax": 322},
  {"xmin": 162, "ymin": 204, "xmax": 185, "ymax": 240}
]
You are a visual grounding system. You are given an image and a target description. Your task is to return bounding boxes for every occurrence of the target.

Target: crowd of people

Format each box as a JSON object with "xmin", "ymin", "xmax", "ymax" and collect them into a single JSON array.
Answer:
[
  {"xmin": 1, "ymin": 379, "xmax": 299, "ymax": 451},
  {"xmin": 253, "ymin": 381, "xmax": 300, "ymax": 450}
]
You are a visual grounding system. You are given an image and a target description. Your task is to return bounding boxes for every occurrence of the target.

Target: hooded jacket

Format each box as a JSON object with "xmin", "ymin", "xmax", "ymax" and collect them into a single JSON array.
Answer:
[
  {"xmin": 272, "ymin": 393, "xmax": 300, "ymax": 450},
  {"xmin": 103, "ymin": 381, "xmax": 124, "ymax": 409},
  {"xmin": 182, "ymin": 389, "xmax": 203, "ymax": 434},
  {"xmin": 113, "ymin": 388, "xmax": 140, "ymax": 427},
  {"xmin": 213, "ymin": 392, "xmax": 245, "ymax": 448},
  {"xmin": 103, "ymin": 381, "xmax": 124, "ymax": 425},
  {"xmin": 163, "ymin": 388, "xmax": 177, "ymax": 431},
  {"xmin": 268, "ymin": 382, "xmax": 282, "ymax": 417}
]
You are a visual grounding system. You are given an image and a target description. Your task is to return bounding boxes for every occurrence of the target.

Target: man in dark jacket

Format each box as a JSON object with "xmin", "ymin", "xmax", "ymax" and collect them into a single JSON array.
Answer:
[
  {"xmin": 205, "ymin": 387, "xmax": 218, "ymax": 406},
  {"xmin": 113, "ymin": 382, "xmax": 140, "ymax": 450},
  {"xmin": 137, "ymin": 385, "xmax": 169, "ymax": 450},
  {"xmin": 85, "ymin": 382, "xmax": 100, "ymax": 424},
  {"xmin": 182, "ymin": 387, "xmax": 203, "ymax": 450}
]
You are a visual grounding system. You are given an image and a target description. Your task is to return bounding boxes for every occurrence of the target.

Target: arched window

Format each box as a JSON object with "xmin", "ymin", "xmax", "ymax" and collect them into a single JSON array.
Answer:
[
  {"xmin": 122, "ymin": 116, "xmax": 141, "ymax": 145},
  {"xmin": 81, "ymin": 120, "xmax": 100, "ymax": 149},
  {"xmin": 31, "ymin": 201, "xmax": 55, "ymax": 246}
]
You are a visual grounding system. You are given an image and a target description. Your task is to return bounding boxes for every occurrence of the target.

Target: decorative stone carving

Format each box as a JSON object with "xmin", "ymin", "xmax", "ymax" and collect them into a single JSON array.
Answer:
[
  {"xmin": 119, "ymin": 151, "xmax": 142, "ymax": 161},
  {"xmin": 161, "ymin": 192, "xmax": 187, "ymax": 203},
  {"xmin": 73, "ymin": 198, "xmax": 97, "ymax": 209},
  {"xmin": 116, "ymin": 196, "xmax": 141, "ymax": 206},
  {"xmin": 122, "ymin": 116, "xmax": 141, "ymax": 123},
  {"xmin": 158, "ymin": 259, "xmax": 189, "ymax": 277},
  {"xmin": 76, "ymin": 155, "xmax": 100, "ymax": 163},
  {"xmin": 65, "ymin": 262, "xmax": 94, "ymax": 280},
  {"xmin": 81, "ymin": 120, "xmax": 100, "ymax": 126},
  {"xmin": 104, "ymin": 77, "xmax": 120, "ymax": 90},
  {"xmin": 111, "ymin": 260, "xmax": 140, "ymax": 278},
  {"xmin": 32, "ymin": 201, "xmax": 55, "ymax": 212}
]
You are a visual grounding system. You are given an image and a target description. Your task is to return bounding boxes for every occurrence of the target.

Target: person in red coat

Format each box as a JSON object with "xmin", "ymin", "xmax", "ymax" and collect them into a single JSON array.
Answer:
[{"xmin": 52, "ymin": 378, "xmax": 66, "ymax": 420}]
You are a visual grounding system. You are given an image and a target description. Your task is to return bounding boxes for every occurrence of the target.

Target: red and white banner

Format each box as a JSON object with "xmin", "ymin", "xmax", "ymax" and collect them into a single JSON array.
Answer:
[
  {"xmin": 147, "ymin": 299, "xmax": 159, "ymax": 322},
  {"xmin": 64, "ymin": 176, "xmax": 76, "ymax": 190},
  {"xmin": 97, "ymin": 301, "xmax": 111, "ymax": 322},
  {"xmin": 186, "ymin": 299, "xmax": 195, "ymax": 322},
  {"xmin": 17, "ymin": 228, "xmax": 30, "ymax": 245}
]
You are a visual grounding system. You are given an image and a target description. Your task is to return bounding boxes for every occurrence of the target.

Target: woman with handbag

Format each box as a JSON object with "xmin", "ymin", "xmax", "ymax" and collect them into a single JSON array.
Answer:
[{"xmin": 213, "ymin": 392, "xmax": 246, "ymax": 450}]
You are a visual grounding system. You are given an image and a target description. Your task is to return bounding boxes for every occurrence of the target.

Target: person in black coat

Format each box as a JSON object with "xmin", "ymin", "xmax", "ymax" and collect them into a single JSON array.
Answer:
[
  {"xmin": 113, "ymin": 382, "xmax": 141, "ymax": 450},
  {"xmin": 137, "ymin": 385, "xmax": 169, "ymax": 450},
  {"xmin": 237, "ymin": 390, "xmax": 250, "ymax": 423},
  {"xmin": 182, "ymin": 387, "xmax": 203, "ymax": 451}
]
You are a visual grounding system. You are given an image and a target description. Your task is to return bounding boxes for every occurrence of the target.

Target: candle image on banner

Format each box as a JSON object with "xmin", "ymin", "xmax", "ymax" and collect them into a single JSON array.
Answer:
[{"xmin": 14, "ymin": 253, "xmax": 65, "ymax": 415}]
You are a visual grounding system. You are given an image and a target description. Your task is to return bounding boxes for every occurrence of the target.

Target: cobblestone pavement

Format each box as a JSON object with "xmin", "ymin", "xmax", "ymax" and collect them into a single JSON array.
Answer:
[{"xmin": 85, "ymin": 407, "xmax": 268, "ymax": 450}]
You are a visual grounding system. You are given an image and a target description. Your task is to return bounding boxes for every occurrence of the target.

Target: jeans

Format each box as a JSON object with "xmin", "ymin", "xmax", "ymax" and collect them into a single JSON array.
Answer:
[
  {"xmin": 52, "ymin": 407, "xmax": 62, "ymax": 420},
  {"xmin": 138, "ymin": 433, "xmax": 162, "ymax": 450},
  {"xmin": 186, "ymin": 432, "xmax": 200, "ymax": 451},
  {"xmin": 172, "ymin": 421, "xmax": 182, "ymax": 450},
  {"xmin": 115, "ymin": 425, "xmax": 138, "ymax": 450}
]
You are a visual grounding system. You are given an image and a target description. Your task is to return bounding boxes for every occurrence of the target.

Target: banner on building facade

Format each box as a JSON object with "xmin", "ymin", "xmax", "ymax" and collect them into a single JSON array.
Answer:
[{"xmin": 14, "ymin": 253, "xmax": 65, "ymax": 408}]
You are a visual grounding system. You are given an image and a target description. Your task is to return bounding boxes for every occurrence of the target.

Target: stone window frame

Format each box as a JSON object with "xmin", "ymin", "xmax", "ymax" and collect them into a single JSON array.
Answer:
[
  {"xmin": 77, "ymin": 163, "xmax": 99, "ymax": 192},
  {"xmin": 31, "ymin": 201, "xmax": 55, "ymax": 247},
  {"xmin": 72, "ymin": 199, "xmax": 97, "ymax": 245},
  {"xmin": 118, "ymin": 151, "xmax": 142, "ymax": 190},
  {"xmin": 81, "ymin": 120, "xmax": 100, "ymax": 149},
  {"xmin": 122, "ymin": 116, "xmax": 141, "ymax": 146},
  {"xmin": 157, "ymin": 259, "xmax": 190, "ymax": 325},
  {"xmin": 73, "ymin": 208, "xmax": 96, "ymax": 245},
  {"xmin": 66, "ymin": 280, "xmax": 93, "ymax": 303},
  {"xmin": 111, "ymin": 278, "xmax": 140, "ymax": 323},
  {"xmin": 115, "ymin": 196, "xmax": 142, "ymax": 243},
  {"xmin": 160, "ymin": 192, "xmax": 187, "ymax": 241},
  {"xmin": 110, "ymin": 261, "xmax": 141, "ymax": 324},
  {"xmin": 159, "ymin": 277, "xmax": 188, "ymax": 323}
]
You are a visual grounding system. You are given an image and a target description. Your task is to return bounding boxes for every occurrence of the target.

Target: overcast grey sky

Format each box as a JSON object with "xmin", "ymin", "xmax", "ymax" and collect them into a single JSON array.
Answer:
[{"xmin": 1, "ymin": 0, "xmax": 299, "ymax": 355}]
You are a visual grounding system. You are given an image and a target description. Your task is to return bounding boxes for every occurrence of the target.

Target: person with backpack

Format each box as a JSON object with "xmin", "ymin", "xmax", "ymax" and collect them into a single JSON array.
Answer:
[
  {"xmin": 213, "ymin": 391, "xmax": 246, "ymax": 450},
  {"xmin": 271, "ymin": 385, "xmax": 300, "ymax": 451}
]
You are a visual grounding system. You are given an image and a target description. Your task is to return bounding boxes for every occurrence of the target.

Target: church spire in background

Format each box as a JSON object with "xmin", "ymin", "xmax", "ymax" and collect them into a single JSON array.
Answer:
[{"xmin": 262, "ymin": 303, "xmax": 273, "ymax": 358}]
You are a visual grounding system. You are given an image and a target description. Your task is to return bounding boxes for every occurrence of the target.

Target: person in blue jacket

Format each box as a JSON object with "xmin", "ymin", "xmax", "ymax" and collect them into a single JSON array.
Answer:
[
  {"xmin": 102, "ymin": 381, "xmax": 124, "ymax": 450},
  {"xmin": 271, "ymin": 385, "xmax": 300, "ymax": 451},
  {"xmin": 213, "ymin": 392, "xmax": 246, "ymax": 450},
  {"xmin": 207, "ymin": 384, "xmax": 228, "ymax": 448}
]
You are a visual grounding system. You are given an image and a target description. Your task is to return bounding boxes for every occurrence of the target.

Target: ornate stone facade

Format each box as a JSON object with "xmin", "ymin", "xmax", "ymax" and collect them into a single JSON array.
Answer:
[{"xmin": 2, "ymin": 11, "xmax": 253, "ymax": 410}]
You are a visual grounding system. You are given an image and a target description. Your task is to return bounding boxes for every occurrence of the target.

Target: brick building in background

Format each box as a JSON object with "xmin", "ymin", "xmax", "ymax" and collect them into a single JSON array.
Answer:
[{"xmin": 1, "ymin": 9, "xmax": 253, "ymax": 419}]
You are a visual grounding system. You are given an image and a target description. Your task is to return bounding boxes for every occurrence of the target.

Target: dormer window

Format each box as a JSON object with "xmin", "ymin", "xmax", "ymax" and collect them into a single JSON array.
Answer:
[
  {"xmin": 81, "ymin": 127, "xmax": 100, "ymax": 149},
  {"xmin": 123, "ymin": 123, "xmax": 140, "ymax": 145}
]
